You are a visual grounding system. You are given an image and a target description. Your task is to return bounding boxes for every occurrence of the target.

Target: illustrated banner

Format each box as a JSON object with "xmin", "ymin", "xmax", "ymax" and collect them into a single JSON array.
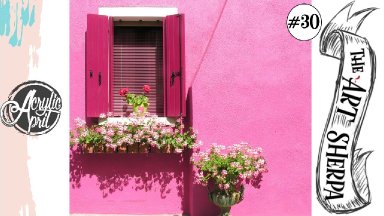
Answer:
[{"xmin": 316, "ymin": 2, "xmax": 376, "ymax": 213}]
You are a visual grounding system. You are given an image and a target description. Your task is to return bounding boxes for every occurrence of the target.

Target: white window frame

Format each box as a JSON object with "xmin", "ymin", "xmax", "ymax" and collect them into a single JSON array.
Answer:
[
  {"xmin": 97, "ymin": 7, "xmax": 178, "ymax": 124},
  {"xmin": 98, "ymin": 7, "xmax": 178, "ymax": 21}
]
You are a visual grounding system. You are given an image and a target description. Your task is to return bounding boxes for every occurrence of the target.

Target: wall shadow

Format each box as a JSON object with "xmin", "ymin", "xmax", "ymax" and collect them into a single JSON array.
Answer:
[{"xmin": 70, "ymin": 150, "xmax": 186, "ymax": 198}]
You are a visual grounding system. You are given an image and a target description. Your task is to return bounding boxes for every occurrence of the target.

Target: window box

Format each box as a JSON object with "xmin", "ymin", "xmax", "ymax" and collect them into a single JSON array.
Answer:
[
  {"xmin": 80, "ymin": 143, "xmax": 179, "ymax": 154},
  {"xmin": 71, "ymin": 115, "xmax": 197, "ymax": 154}
]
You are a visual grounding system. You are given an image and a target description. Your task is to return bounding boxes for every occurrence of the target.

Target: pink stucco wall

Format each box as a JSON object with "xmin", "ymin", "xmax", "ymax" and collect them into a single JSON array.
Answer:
[{"xmin": 70, "ymin": 0, "xmax": 311, "ymax": 215}]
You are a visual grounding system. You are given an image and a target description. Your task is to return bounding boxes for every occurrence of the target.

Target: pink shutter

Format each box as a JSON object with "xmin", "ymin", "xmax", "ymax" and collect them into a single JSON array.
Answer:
[
  {"xmin": 164, "ymin": 14, "xmax": 186, "ymax": 117},
  {"xmin": 85, "ymin": 14, "xmax": 109, "ymax": 118},
  {"xmin": 109, "ymin": 17, "xmax": 114, "ymax": 113}
]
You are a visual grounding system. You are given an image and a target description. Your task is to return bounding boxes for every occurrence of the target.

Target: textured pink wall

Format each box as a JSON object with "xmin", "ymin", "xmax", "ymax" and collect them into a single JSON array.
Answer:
[{"xmin": 70, "ymin": 0, "xmax": 311, "ymax": 215}]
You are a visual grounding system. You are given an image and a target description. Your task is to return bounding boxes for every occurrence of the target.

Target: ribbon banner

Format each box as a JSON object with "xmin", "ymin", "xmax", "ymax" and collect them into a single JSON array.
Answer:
[{"xmin": 316, "ymin": 2, "xmax": 377, "ymax": 213}]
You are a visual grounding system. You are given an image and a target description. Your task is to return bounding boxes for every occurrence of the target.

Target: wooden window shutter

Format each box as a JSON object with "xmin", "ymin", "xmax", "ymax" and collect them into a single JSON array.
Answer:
[
  {"xmin": 164, "ymin": 14, "xmax": 186, "ymax": 117},
  {"xmin": 85, "ymin": 14, "xmax": 110, "ymax": 118},
  {"xmin": 109, "ymin": 17, "xmax": 114, "ymax": 113}
]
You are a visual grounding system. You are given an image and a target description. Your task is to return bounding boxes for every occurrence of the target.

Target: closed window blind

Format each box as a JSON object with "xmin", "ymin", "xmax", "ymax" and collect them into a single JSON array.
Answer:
[{"xmin": 113, "ymin": 26, "xmax": 164, "ymax": 116}]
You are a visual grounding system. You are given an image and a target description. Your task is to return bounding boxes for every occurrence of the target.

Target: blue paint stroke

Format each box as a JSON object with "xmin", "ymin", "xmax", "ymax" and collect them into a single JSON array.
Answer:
[
  {"xmin": 8, "ymin": 3, "xmax": 19, "ymax": 46},
  {"xmin": 0, "ymin": 0, "xmax": 11, "ymax": 36},
  {"xmin": 21, "ymin": 0, "xmax": 30, "ymax": 25},
  {"xmin": 29, "ymin": 5, "xmax": 35, "ymax": 26},
  {"xmin": 1, "ymin": 0, "xmax": 36, "ymax": 47}
]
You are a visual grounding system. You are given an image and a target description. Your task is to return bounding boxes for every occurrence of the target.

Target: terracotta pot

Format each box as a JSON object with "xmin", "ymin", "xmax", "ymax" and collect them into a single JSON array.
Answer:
[
  {"xmin": 118, "ymin": 145, "xmax": 127, "ymax": 153},
  {"xmin": 83, "ymin": 145, "xmax": 93, "ymax": 154},
  {"xmin": 139, "ymin": 143, "xmax": 149, "ymax": 153},
  {"xmin": 83, "ymin": 145, "xmax": 104, "ymax": 153},
  {"xmin": 161, "ymin": 145, "xmax": 174, "ymax": 153},
  {"xmin": 208, "ymin": 187, "xmax": 244, "ymax": 216},
  {"xmin": 150, "ymin": 145, "xmax": 161, "ymax": 153},
  {"xmin": 127, "ymin": 144, "xmax": 138, "ymax": 153},
  {"xmin": 92, "ymin": 146, "xmax": 104, "ymax": 153},
  {"xmin": 105, "ymin": 147, "xmax": 116, "ymax": 153}
]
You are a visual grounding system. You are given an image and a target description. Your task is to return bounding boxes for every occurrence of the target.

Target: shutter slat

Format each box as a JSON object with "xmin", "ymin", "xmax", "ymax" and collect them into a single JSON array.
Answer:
[{"xmin": 112, "ymin": 26, "xmax": 164, "ymax": 116}]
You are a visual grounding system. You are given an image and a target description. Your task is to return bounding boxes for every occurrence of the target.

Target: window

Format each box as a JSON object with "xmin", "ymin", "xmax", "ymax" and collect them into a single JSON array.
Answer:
[
  {"xmin": 113, "ymin": 23, "xmax": 164, "ymax": 116},
  {"xmin": 85, "ymin": 13, "xmax": 185, "ymax": 118}
]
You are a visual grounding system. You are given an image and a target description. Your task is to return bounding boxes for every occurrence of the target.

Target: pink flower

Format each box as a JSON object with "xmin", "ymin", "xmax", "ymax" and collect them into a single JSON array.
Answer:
[
  {"xmin": 80, "ymin": 131, "xmax": 88, "ymax": 137},
  {"xmin": 74, "ymin": 118, "xmax": 86, "ymax": 128},
  {"xmin": 221, "ymin": 170, "xmax": 228, "ymax": 176},
  {"xmin": 239, "ymin": 173, "xmax": 245, "ymax": 181},
  {"xmin": 119, "ymin": 88, "xmax": 129, "ymax": 96},
  {"xmin": 99, "ymin": 113, "xmax": 106, "ymax": 118},
  {"xmin": 143, "ymin": 85, "xmax": 151, "ymax": 93},
  {"xmin": 99, "ymin": 127, "xmax": 106, "ymax": 135},
  {"xmin": 223, "ymin": 184, "xmax": 230, "ymax": 190},
  {"xmin": 107, "ymin": 112, "xmax": 114, "ymax": 117},
  {"xmin": 106, "ymin": 129, "xmax": 114, "ymax": 136},
  {"xmin": 104, "ymin": 136, "xmax": 112, "ymax": 143}
]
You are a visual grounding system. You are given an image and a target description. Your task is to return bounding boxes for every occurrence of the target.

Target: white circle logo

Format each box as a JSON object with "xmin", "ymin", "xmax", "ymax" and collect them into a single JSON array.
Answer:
[{"xmin": 287, "ymin": 4, "xmax": 322, "ymax": 41}]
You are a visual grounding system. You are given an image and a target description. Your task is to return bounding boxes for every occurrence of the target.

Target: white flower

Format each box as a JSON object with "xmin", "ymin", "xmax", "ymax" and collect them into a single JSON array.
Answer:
[{"xmin": 175, "ymin": 148, "xmax": 183, "ymax": 153}]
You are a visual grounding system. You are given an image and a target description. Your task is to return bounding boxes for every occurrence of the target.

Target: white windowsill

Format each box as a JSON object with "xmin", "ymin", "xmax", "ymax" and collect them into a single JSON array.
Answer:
[{"xmin": 98, "ymin": 116, "xmax": 176, "ymax": 125}]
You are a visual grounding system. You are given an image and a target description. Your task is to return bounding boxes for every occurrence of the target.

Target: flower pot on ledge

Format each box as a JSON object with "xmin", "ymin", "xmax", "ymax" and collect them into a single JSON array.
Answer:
[
  {"xmin": 132, "ymin": 105, "xmax": 147, "ymax": 117},
  {"xmin": 127, "ymin": 144, "xmax": 138, "ymax": 153},
  {"xmin": 138, "ymin": 143, "xmax": 150, "ymax": 153},
  {"xmin": 161, "ymin": 145, "xmax": 175, "ymax": 153},
  {"xmin": 105, "ymin": 147, "xmax": 115, "ymax": 153},
  {"xmin": 118, "ymin": 145, "xmax": 127, "ymax": 153},
  {"xmin": 150, "ymin": 145, "xmax": 161, "ymax": 153},
  {"xmin": 83, "ymin": 145, "xmax": 104, "ymax": 154}
]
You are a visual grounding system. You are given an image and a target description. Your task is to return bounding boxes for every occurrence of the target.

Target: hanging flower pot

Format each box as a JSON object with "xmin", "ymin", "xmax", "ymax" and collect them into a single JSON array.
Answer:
[{"xmin": 208, "ymin": 188, "xmax": 244, "ymax": 216}]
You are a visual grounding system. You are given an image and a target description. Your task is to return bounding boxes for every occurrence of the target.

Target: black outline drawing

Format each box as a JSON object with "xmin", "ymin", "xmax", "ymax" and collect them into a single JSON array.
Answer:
[{"xmin": 316, "ymin": 1, "xmax": 377, "ymax": 214}]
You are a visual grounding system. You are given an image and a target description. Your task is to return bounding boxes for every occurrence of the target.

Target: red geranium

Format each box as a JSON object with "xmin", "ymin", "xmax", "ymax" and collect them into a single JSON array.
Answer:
[
  {"xmin": 143, "ymin": 85, "xmax": 151, "ymax": 94},
  {"xmin": 119, "ymin": 88, "xmax": 129, "ymax": 96}
]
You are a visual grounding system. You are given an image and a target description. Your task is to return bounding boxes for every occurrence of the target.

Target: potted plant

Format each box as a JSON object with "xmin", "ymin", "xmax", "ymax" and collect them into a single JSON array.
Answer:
[
  {"xmin": 119, "ymin": 85, "xmax": 151, "ymax": 116},
  {"xmin": 70, "ymin": 118, "xmax": 105, "ymax": 153},
  {"xmin": 191, "ymin": 142, "xmax": 268, "ymax": 216},
  {"xmin": 70, "ymin": 115, "xmax": 199, "ymax": 154},
  {"xmin": 154, "ymin": 117, "xmax": 198, "ymax": 153}
]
